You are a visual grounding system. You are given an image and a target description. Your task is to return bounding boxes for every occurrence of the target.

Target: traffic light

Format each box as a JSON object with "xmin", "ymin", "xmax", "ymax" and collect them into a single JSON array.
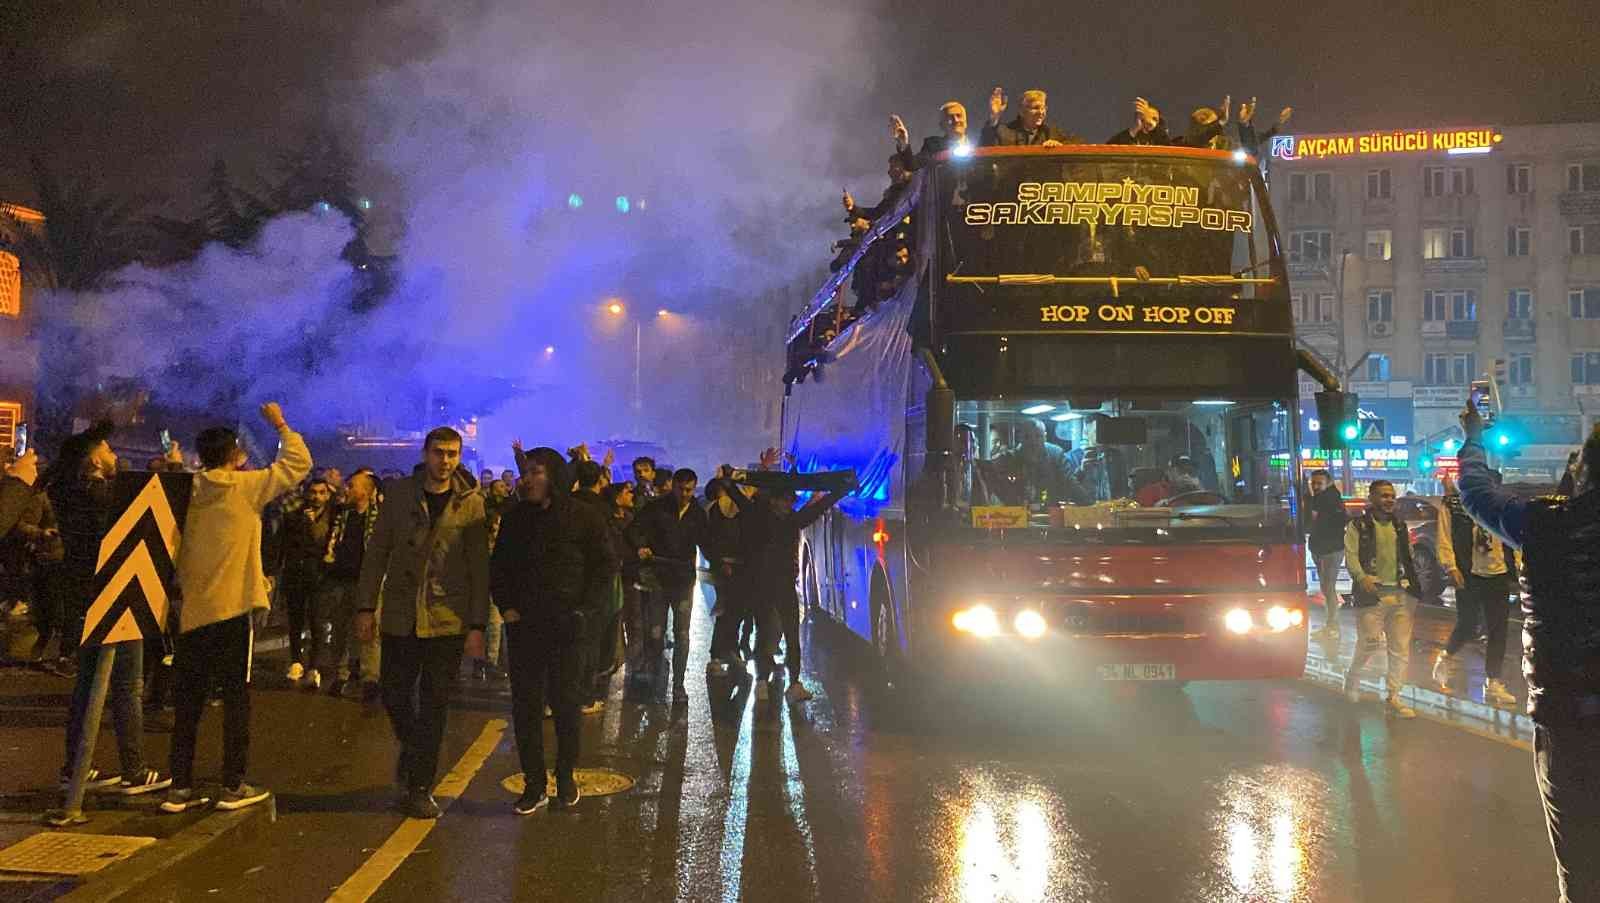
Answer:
[
  {"xmin": 1314, "ymin": 390, "xmax": 1361, "ymax": 450},
  {"xmin": 1418, "ymin": 453, "xmax": 1435, "ymax": 471}
]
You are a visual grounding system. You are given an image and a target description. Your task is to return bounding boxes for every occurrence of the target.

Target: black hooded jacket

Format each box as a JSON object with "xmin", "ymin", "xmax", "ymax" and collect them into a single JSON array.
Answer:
[{"xmin": 490, "ymin": 488, "xmax": 618, "ymax": 628}]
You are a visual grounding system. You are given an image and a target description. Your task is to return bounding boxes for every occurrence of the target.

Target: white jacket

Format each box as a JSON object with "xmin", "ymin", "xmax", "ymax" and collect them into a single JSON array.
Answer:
[{"xmin": 175, "ymin": 426, "xmax": 312, "ymax": 634}]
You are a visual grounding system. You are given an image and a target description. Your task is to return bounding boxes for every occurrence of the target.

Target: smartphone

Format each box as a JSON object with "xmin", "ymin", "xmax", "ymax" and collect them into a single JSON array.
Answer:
[
  {"xmin": 13, "ymin": 423, "xmax": 27, "ymax": 457},
  {"xmin": 159, "ymin": 429, "xmax": 173, "ymax": 455},
  {"xmin": 1468, "ymin": 380, "xmax": 1499, "ymax": 426}
]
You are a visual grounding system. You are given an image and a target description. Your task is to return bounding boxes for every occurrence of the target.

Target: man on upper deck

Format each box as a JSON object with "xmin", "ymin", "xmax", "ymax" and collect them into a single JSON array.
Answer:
[
  {"xmin": 1106, "ymin": 97, "xmax": 1173, "ymax": 145},
  {"xmin": 979, "ymin": 88, "xmax": 1082, "ymax": 147},
  {"xmin": 893, "ymin": 102, "xmax": 970, "ymax": 170}
]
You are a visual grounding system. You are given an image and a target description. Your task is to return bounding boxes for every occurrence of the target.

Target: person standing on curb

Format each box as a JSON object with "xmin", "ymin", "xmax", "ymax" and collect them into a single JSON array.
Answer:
[
  {"xmin": 164, "ymin": 402, "xmax": 311, "ymax": 813},
  {"xmin": 1455, "ymin": 405, "xmax": 1600, "ymax": 902},
  {"xmin": 355, "ymin": 427, "xmax": 489, "ymax": 820},
  {"xmin": 1305, "ymin": 469, "xmax": 1347, "ymax": 640},
  {"xmin": 1340, "ymin": 479, "xmax": 1420, "ymax": 719}
]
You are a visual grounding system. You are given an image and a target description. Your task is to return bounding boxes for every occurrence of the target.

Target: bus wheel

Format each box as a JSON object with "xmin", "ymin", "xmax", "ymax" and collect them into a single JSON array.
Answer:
[{"xmin": 870, "ymin": 570, "xmax": 901, "ymax": 679}]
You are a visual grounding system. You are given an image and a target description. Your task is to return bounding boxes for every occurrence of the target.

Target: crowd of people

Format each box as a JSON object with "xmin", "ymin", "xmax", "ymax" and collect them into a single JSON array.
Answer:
[{"xmin": 0, "ymin": 407, "xmax": 842, "ymax": 821}]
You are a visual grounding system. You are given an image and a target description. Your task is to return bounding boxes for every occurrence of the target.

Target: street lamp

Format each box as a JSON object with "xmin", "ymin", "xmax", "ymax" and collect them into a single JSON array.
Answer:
[{"xmin": 605, "ymin": 301, "xmax": 672, "ymax": 432}]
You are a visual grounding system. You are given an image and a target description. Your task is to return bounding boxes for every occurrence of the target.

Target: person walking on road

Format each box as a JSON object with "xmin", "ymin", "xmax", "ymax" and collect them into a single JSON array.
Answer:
[
  {"xmin": 317, "ymin": 470, "xmax": 380, "ymax": 697},
  {"xmin": 1305, "ymin": 469, "xmax": 1347, "ymax": 640},
  {"xmin": 1455, "ymin": 405, "xmax": 1600, "ymax": 903},
  {"xmin": 273, "ymin": 477, "xmax": 334, "ymax": 688},
  {"xmin": 165, "ymin": 403, "xmax": 311, "ymax": 813},
  {"xmin": 491, "ymin": 448, "xmax": 618, "ymax": 813},
  {"xmin": 630, "ymin": 468, "xmax": 708, "ymax": 700},
  {"xmin": 1433, "ymin": 473, "xmax": 1521, "ymax": 707},
  {"xmin": 1341, "ymin": 479, "xmax": 1420, "ymax": 719},
  {"xmin": 355, "ymin": 428, "xmax": 489, "ymax": 820}
]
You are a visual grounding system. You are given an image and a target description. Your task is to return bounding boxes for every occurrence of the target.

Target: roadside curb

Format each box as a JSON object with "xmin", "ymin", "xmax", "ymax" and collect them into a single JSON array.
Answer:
[
  {"xmin": 1302, "ymin": 653, "xmax": 1535, "ymax": 748},
  {"xmin": 47, "ymin": 799, "xmax": 275, "ymax": 903}
]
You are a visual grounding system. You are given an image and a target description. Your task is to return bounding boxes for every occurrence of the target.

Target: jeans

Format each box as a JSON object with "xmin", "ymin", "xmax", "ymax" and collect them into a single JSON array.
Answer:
[
  {"xmin": 1313, "ymin": 552, "xmax": 1343, "ymax": 620},
  {"xmin": 1346, "ymin": 593, "xmax": 1414, "ymax": 696},
  {"xmin": 755, "ymin": 584, "xmax": 803, "ymax": 681},
  {"xmin": 282, "ymin": 580, "xmax": 318, "ymax": 665},
  {"xmin": 315, "ymin": 579, "xmax": 359, "ymax": 677},
  {"xmin": 1446, "ymin": 572, "xmax": 1513, "ymax": 679},
  {"xmin": 63, "ymin": 640, "xmax": 145, "ymax": 780},
  {"xmin": 170, "ymin": 615, "xmax": 252, "ymax": 790},
  {"xmin": 1533, "ymin": 717, "xmax": 1600, "ymax": 903},
  {"xmin": 380, "ymin": 633, "xmax": 464, "ymax": 792},
  {"xmin": 505, "ymin": 620, "xmax": 583, "ymax": 788},
  {"xmin": 622, "ymin": 583, "xmax": 643, "ymax": 661},
  {"xmin": 709, "ymin": 574, "xmax": 749, "ymax": 663},
  {"xmin": 485, "ymin": 603, "xmax": 503, "ymax": 668},
  {"xmin": 645, "ymin": 585, "xmax": 694, "ymax": 685}
]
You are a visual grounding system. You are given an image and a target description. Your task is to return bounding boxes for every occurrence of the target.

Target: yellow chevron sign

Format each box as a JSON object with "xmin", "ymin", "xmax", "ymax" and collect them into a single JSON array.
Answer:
[{"xmin": 82, "ymin": 473, "xmax": 189, "ymax": 646}]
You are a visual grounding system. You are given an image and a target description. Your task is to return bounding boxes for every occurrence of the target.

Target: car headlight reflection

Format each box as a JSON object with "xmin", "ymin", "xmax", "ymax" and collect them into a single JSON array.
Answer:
[
  {"xmin": 952, "ymin": 604, "xmax": 1001, "ymax": 638},
  {"xmin": 1266, "ymin": 606, "xmax": 1294, "ymax": 632},
  {"xmin": 1224, "ymin": 608, "xmax": 1253, "ymax": 635},
  {"xmin": 1014, "ymin": 609, "xmax": 1048, "ymax": 640}
]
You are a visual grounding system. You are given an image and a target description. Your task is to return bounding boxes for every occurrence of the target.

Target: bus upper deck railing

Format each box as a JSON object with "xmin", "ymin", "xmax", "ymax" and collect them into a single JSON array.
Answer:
[{"xmin": 945, "ymin": 273, "xmax": 1278, "ymax": 297}]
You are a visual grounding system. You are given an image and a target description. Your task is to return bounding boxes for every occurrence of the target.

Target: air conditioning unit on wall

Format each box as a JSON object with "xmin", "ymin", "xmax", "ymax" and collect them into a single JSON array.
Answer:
[{"xmin": 1369, "ymin": 321, "xmax": 1392, "ymax": 337}]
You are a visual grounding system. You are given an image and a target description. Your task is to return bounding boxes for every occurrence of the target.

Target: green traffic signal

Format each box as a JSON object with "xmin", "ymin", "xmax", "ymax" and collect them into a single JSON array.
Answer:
[
  {"xmin": 1341, "ymin": 422, "xmax": 1359, "ymax": 442},
  {"xmin": 1419, "ymin": 455, "xmax": 1434, "ymax": 470}
]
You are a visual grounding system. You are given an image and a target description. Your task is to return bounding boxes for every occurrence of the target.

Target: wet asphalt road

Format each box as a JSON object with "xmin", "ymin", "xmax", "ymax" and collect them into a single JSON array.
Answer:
[{"xmin": 133, "ymin": 585, "xmax": 1556, "ymax": 903}]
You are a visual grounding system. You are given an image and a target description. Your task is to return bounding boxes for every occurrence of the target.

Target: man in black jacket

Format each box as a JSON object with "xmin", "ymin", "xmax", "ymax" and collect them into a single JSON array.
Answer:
[
  {"xmin": 892, "ymin": 102, "xmax": 970, "ymax": 170},
  {"xmin": 1105, "ymin": 97, "xmax": 1172, "ymax": 145},
  {"xmin": 1305, "ymin": 470, "xmax": 1347, "ymax": 639},
  {"xmin": 491, "ymin": 449, "xmax": 618, "ymax": 814},
  {"xmin": 273, "ymin": 478, "xmax": 334, "ymax": 688},
  {"xmin": 1456, "ymin": 406, "xmax": 1600, "ymax": 902},
  {"xmin": 630, "ymin": 468, "xmax": 708, "ymax": 699},
  {"xmin": 980, "ymin": 87, "xmax": 1081, "ymax": 147}
]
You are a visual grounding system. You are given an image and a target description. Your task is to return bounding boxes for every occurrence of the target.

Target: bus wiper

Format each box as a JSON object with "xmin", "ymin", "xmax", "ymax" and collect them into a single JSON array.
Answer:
[
  {"xmin": 1173, "ymin": 511, "xmax": 1250, "ymax": 525},
  {"xmin": 946, "ymin": 272, "xmax": 1277, "ymax": 298}
]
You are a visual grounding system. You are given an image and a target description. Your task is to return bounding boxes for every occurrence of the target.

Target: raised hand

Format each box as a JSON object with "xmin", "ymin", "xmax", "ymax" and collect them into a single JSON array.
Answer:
[
  {"xmin": 759, "ymin": 447, "xmax": 782, "ymax": 470},
  {"xmin": 988, "ymin": 86, "xmax": 1007, "ymax": 125},
  {"xmin": 1219, "ymin": 94, "xmax": 1231, "ymax": 124},
  {"xmin": 259, "ymin": 402, "xmax": 287, "ymax": 430},
  {"xmin": 1238, "ymin": 96, "xmax": 1257, "ymax": 124},
  {"xmin": 890, "ymin": 114, "xmax": 909, "ymax": 150},
  {"xmin": 1277, "ymin": 106, "xmax": 1293, "ymax": 126},
  {"xmin": 841, "ymin": 189, "xmax": 855, "ymax": 213}
]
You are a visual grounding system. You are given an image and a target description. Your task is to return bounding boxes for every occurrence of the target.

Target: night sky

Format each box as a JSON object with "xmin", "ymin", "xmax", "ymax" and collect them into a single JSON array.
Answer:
[{"xmin": 5, "ymin": 0, "xmax": 1598, "ymax": 211}]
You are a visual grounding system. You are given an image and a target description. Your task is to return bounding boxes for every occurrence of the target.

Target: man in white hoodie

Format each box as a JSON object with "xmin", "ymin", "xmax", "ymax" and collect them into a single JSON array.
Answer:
[{"xmin": 162, "ymin": 402, "xmax": 311, "ymax": 813}]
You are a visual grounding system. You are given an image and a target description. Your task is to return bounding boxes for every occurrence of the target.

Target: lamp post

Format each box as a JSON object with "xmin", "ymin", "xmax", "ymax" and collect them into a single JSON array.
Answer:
[
  {"xmin": 1331, "ymin": 249, "xmax": 1355, "ymax": 495},
  {"xmin": 605, "ymin": 301, "xmax": 671, "ymax": 433}
]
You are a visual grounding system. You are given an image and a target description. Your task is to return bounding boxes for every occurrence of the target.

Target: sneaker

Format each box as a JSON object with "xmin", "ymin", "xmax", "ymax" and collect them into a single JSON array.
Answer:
[
  {"xmin": 755, "ymin": 679, "xmax": 771, "ymax": 701},
  {"xmin": 1432, "ymin": 652, "xmax": 1456, "ymax": 692},
  {"xmin": 581, "ymin": 700, "xmax": 605, "ymax": 715},
  {"xmin": 513, "ymin": 789, "xmax": 549, "ymax": 816},
  {"xmin": 61, "ymin": 768, "xmax": 122, "ymax": 792},
  {"xmin": 215, "ymin": 783, "xmax": 271, "ymax": 811},
  {"xmin": 1342, "ymin": 672, "xmax": 1361, "ymax": 704},
  {"xmin": 552, "ymin": 778, "xmax": 581, "ymax": 811},
  {"xmin": 544, "ymin": 705, "xmax": 553, "ymax": 719},
  {"xmin": 706, "ymin": 659, "xmax": 729, "ymax": 677},
  {"xmin": 785, "ymin": 681, "xmax": 814, "ymax": 702},
  {"xmin": 160, "ymin": 788, "xmax": 211, "ymax": 813},
  {"xmin": 306, "ymin": 669, "xmax": 322, "ymax": 691},
  {"xmin": 400, "ymin": 789, "xmax": 441, "ymax": 820},
  {"xmin": 286, "ymin": 662, "xmax": 305, "ymax": 682},
  {"xmin": 472, "ymin": 660, "xmax": 488, "ymax": 681},
  {"xmin": 1484, "ymin": 678, "xmax": 1518, "ymax": 708},
  {"xmin": 1385, "ymin": 696, "xmax": 1417, "ymax": 719},
  {"xmin": 117, "ymin": 769, "xmax": 172, "ymax": 796}
]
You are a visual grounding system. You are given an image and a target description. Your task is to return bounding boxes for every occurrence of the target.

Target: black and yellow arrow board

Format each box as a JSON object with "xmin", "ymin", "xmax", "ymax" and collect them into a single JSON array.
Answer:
[{"xmin": 81, "ymin": 472, "xmax": 192, "ymax": 647}]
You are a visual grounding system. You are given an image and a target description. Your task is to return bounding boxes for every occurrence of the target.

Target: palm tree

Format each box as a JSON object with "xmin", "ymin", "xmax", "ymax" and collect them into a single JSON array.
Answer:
[{"xmin": 0, "ymin": 157, "xmax": 151, "ymax": 292}]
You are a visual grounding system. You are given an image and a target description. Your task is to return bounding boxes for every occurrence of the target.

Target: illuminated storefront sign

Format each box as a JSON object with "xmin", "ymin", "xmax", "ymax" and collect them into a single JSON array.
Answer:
[
  {"xmin": 1272, "ymin": 127, "xmax": 1502, "ymax": 161},
  {"xmin": 1300, "ymin": 447, "xmax": 1412, "ymax": 471},
  {"xmin": 964, "ymin": 180, "xmax": 1253, "ymax": 232}
]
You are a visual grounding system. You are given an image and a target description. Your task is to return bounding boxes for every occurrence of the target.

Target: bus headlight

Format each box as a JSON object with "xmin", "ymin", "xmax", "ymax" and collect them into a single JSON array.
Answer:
[
  {"xmin": 1224, "ymin": 608, "xmax": 1253, "ymax": 635},
  {"xmin": 1014, "ymin": 609, "xmax": 1048, "ymax": 640},
  {"xmin": 1266, "ymin": 606, "xmax": 1294, "ymax": 632},
  {"xmin": 953, "ymin": 604, "xmax": 1000, "ymax": 638}
]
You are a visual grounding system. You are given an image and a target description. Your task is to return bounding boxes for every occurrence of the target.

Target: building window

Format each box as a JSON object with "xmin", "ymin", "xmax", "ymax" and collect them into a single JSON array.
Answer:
[
  {"xmin": 1291, "ymin": 292, "xmax": 1306, "ymax": 322},
  {"xmin": 1569, "ymin": 224, "xmax": 1600, "ymax": 255},
  {"xmin": 1452, "ymin": 228, "xmax": 1474, "ymax": 258},
  {"xmin": 1425, "ymin": 167, "xmax": 1446, "ymax": 198},
  {"xmin": 1366, "ymin": 353, "xmax": 1392, "ymax": 381},
  {"xmin": 1571, "ymin": 288, "xmax": 1600, "ymax": 319},
  {"xmin": 1452, "ymin": 167, "xmax": 1475, "ymax": 196},
  {"xmin": 1568, "ymin": 163, "xmax": 1600, "ymax": 192},
  {"xmin": 0, "ymin": 402, "xmax": 17, "ymax": 449},
  {"xmin": 1366, "ymin": 289, "xmax": 1393, "ymax": 322},
  {"xmin": 1424, "ymin": 289, "xmax": 1477, "ymax": 321},
  {"xmin": 1507, "ymin": 226, "xmax": 1532, "ymax": 257},
  {"xmin": 1364, "ymin": 229, "xmax": 1392, "ymax": 261},
  {"xmin": 1423, "ymin": 228, "xmax": 1448, "ymax": 259},
  {"xmin": 1425, "ymin": 352, "xmax": 1475, "ymax": 385},
  {"xmin": 1424, "ymin": 166, "xmax": 1475, "ymax": 197},
  {"xmin": 1289, "ymin": 230, "xmax": 1332, "ymax": 264},
  {"xmin": 1508, "ymin": 289, "xmax": 1533, "ymax": 320},
  {"xmin": 1288, "ymin": 172, "xmax": 1332, "ymax": 203},
  {"xmin": 1573, "ymin": 351, "xmax": 1600, "ymax": 385},
  {"xmin": 1507, "ymin": 163, "xmax": 1533, "ymax": 195},
  {"xmin": 0, "ymin": 252, "xmax": 18, "ymax": 319},
  {"xmin": 1508, "ymin": 353, "xmax": 1535, "ymax": 386},
  {"xmin": 1366, "ymin": 169, "xmax": 1392, "ymax": 200},
  {"xmin": 1316, "ymin": 292, "xmax": 1335, "ymax": 323}
]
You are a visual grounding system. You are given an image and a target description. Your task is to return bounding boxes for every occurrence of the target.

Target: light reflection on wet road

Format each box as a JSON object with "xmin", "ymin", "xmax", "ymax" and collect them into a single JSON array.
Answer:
[{"xmin": 135, "ymin": 583, "xmax": 1555, "ymax": 903}]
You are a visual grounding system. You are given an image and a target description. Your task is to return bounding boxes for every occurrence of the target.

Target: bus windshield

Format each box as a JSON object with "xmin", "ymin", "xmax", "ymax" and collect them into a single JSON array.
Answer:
[
  {"xmin": 954, "ymin": 394, "xmax": 1297, "ymax": 538},
  {"xmin": 936, "ymin": 152, "xmax": 1278, "ymax": 302}
]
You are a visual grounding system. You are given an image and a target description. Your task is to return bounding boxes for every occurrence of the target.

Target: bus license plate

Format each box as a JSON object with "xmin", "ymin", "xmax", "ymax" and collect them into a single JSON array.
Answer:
[{"xmin": 1098, "ymin": 664, "xmax": 1176, "ymax": 681}]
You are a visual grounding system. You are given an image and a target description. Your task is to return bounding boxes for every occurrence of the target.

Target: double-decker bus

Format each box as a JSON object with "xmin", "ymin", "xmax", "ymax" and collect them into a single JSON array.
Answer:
[{"xmin": 780, "ymin": 143, "xmax": 1337, "ymax": 684}]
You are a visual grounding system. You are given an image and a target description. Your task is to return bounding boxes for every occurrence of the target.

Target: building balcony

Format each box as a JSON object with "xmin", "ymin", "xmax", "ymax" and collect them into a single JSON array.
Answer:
[
  {"xmin": 1422, "ymin": 256, "xmax": 1488, "ymax": 276},
  {"xmin": 1295, "ymin": 318, "xmax": 1338, "ymax": 336},
  {"xmin": 1446, "ymin": 320, "xmax": 1480, "ymax": 340},
  {"xmin": 1504, "ymin": 318, "xmax": 1536, "ymax": 341},
  {"xmin": 1421, "ymin": 320, "xmax": 1446, "ymax": 339},
  {"xmin": 1420, "ymin": 194, "xmax": 1480, "ymax": 222},
  {"xmin": 1558, "ymin": 192, "xmax": 1600, "ymax": 218}
]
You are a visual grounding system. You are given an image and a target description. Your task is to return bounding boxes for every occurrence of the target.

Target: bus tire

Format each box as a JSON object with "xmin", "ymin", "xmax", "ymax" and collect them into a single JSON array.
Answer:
[{"xmin": 870, "ymin": 568, "xmax": 902, "ymax": 684}]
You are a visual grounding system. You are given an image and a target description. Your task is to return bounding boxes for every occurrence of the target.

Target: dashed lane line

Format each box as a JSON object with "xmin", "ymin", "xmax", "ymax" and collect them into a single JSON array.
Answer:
[{"xmin": 326, "ymin": 718, "xmax": 508, "ymax": 903}]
